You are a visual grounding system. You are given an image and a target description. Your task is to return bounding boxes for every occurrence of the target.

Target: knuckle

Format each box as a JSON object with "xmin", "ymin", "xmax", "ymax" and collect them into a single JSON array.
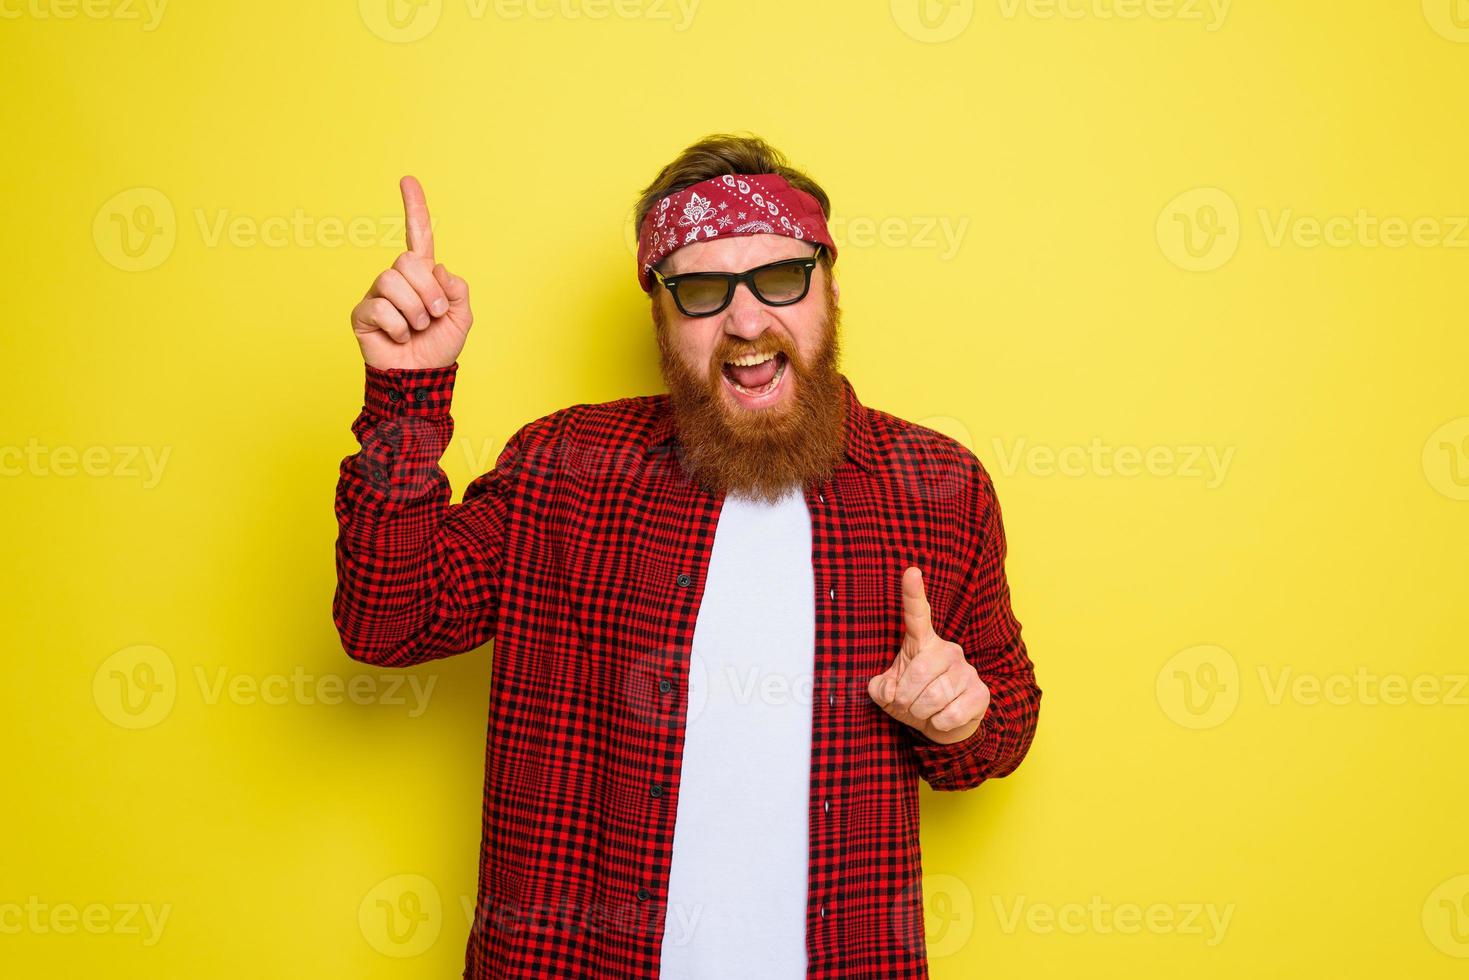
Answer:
[
  {"xmin": 365, "ymin": 297, "xmax": 392, "ymax": 322},
  {"xmin": 395, "ymin": 286, "xmax": 425, "ymax": 311}
]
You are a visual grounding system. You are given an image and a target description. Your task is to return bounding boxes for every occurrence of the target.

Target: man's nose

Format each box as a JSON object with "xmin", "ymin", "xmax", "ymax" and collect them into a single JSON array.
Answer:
[{"xmin": 722, "ymin": 281, "xmax": 771, "ymax": 340}]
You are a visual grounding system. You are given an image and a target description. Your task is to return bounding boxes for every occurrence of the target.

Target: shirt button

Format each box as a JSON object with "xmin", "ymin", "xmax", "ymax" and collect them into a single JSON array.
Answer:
[
  {"xmin": 819, "ymin": 905, "xmax": 826, "ymax": 919},
  {"xmin": 828, "ymin": 587, "xmax": 836, "ymax": 600},
  {"xmin": 823, "ymin": 800, "xmax": 830, "ymax": 814},
  {"xmin": 676, "ymin": 573, "xmax": 692, "ymax": 588},
  {"xmin": 649, "ymin": 783, "xmax": 663, "ymax": 798},
  {"xmin": 387, "ymin": 390, "xmax": 402, "ymax": 403},
  {"xmin": 412, "ymin": 389, "xmax": 427, "ymax": 403},
  {"xmin": 818, "ymin": 492, "xmax": 825, "ymax": 503},
  {"xmin": 658, "ymin": 679, "xmax": 672, "ymax": 694},
  {"xmin": 828, "ymin": 693, "xmax": 835, "ymax": 707},
  {"xmin": 636, "ymin": 886, "xmax": 651, "ymax": 902}
]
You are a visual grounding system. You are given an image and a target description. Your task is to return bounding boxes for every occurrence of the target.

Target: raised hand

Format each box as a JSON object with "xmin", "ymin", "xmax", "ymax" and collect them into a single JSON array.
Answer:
[
  {"xmin": 350, "ymin": 175, "xmax": 474, "ymax": 370},
  {"xmin": 868, "ymin": 566, "xmax": 990, "ymax": 745}
]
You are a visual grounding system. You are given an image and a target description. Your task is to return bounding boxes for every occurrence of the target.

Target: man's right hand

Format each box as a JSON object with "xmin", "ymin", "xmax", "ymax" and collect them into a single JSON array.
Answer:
[{"xmin": 350, "ymin": 175, "xmax": 474, "ymax": 371}]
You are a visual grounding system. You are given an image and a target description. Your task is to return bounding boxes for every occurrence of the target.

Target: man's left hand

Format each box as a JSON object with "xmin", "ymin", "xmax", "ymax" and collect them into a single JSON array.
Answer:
[{"xmin": 868, "ymin": 566, "xmax": 990, "ymax": 744}]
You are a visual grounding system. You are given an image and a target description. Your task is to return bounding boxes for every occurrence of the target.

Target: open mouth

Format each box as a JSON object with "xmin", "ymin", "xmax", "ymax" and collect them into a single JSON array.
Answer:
[{"xmin": 720, "ymin": 351, "xmax": 789, "ymax": 401}]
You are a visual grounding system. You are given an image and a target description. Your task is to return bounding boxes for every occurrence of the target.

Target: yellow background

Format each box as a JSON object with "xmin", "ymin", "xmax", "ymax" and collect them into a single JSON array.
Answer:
[{"xmin": 4, "ymin": 0, "xmax": 1467, "ymax": 976}]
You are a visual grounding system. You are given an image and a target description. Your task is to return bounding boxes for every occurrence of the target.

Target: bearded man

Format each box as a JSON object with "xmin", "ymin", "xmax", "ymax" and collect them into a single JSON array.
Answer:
[{"xmin": 334, "ymin": 133, "xmax": 1042, "ymax": 979}]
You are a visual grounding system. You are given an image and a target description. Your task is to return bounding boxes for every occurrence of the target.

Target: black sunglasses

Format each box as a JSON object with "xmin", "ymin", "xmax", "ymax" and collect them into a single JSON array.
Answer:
[{"xmin": 651, "ymin": 244, "xmax": 824, "ymax": 318}]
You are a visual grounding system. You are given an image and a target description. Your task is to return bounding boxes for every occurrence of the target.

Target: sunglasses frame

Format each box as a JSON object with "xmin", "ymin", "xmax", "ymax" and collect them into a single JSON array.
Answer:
[{"xmin": 651, "ymin": 244, "xmax": 824, "ymax": 318}]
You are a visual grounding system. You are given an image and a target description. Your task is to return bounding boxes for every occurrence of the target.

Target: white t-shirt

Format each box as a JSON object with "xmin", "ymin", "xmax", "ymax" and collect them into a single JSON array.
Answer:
[{"xmin": 659, "ymin": 484, "xmax": 815, "ymax": 978}]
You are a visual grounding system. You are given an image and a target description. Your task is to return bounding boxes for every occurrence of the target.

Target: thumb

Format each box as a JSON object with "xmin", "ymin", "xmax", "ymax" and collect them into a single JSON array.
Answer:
[
  {"xmin": 901, "ymin": 565, "xmax": 934, "ymax": 646},
  {"xmin": 868, "ymin": 660, "xmax": 899, "ymax": 707},
  {"xmin": 433, "ymin": 262, "xmax": 471, "ymax": 317}
]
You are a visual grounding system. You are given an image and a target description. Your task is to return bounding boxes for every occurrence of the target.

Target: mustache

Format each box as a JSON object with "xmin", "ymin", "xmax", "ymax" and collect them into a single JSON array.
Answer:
[{"xmin": 713, "ymin": 342, "xmax": 794, "ymax": 367}]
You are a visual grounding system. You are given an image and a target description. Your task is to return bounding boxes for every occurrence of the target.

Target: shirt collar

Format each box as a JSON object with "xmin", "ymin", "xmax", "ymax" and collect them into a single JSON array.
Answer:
[{"xmin": 644, "ymin": 373, "xmax": 875, "ymax": 474}]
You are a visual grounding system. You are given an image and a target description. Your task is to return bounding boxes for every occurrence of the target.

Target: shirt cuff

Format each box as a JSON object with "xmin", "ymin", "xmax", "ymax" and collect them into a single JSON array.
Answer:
[
  {"xmin": 905, "ymin": 717, "xmax": 988, "ymax": 774},
  {"xmin": 364, "ymin": 362, "xmax": 459, "ymax": 418}
]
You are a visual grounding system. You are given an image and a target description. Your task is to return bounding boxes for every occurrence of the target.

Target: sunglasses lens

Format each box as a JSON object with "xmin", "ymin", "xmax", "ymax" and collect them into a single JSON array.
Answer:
[
  {"xmin": 675, "ymin": 276, "xmax": 730, "ymax": 315},
  {"xmin": 752, "ymin": 261, "xmax": 810, "ymax": 303}
]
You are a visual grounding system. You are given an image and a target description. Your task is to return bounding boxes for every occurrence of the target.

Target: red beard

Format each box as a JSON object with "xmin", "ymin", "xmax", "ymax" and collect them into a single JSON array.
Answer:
[{"xmin": 652, "ymin": 275, "xmax": 848, "ymax": 504}]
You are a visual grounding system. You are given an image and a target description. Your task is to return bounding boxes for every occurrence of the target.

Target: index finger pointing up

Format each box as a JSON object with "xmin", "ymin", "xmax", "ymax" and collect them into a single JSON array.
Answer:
[
  {"xmin": 901, "ymin": 565, "xmax": 935, "ymax": 644},
  {"xmin": 399, "ymin": 174, "xmax": 434, "ymax": 260}
]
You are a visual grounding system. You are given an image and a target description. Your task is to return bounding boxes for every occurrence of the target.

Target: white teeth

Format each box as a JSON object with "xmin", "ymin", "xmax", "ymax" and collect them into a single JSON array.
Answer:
[
  {"xmin": 725, "ymin": 352, "xmax": 777, "ymax": 367},
  {"xmin": 728, "ymin": 357, "xmax": 787, "ymax": 396}
]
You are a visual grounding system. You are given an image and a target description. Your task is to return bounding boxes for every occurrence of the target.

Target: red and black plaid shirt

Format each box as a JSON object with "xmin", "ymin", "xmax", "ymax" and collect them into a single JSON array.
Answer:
[{"xmin": 334, "ymin": 362, "xmax": 1042, "ymax": 979}]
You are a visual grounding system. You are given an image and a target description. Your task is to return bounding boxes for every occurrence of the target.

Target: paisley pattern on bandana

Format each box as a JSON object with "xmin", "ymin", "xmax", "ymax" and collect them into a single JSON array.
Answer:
[{"xmin": 637, "ymin": 172, "xmax": 837, "ymax": 293}]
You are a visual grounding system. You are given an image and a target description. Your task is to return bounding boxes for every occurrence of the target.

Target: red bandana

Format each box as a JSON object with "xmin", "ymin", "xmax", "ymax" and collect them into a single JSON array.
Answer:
[{"xmin": 636, "ymin": 172, "xmax": 837, "ymax": 293}]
